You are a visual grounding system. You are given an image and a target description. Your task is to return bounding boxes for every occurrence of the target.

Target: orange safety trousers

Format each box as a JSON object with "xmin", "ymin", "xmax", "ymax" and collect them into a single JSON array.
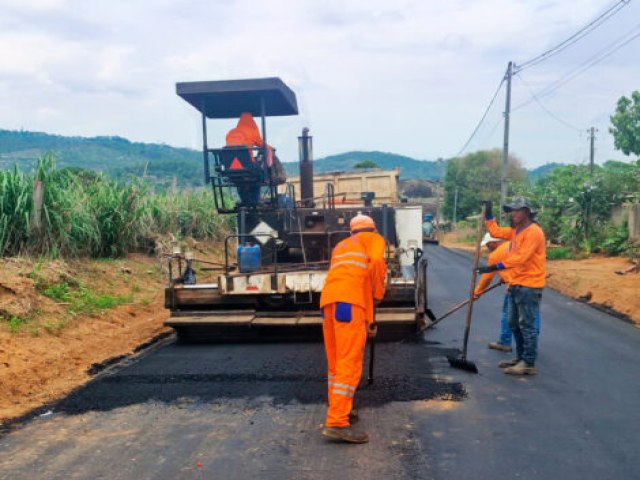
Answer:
[{"xmin": 322, "ymin": 302, "xmax": 367, "ymax": 427}]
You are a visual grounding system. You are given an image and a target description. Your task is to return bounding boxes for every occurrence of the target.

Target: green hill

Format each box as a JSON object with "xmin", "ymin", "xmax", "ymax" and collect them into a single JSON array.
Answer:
[
  {"xmin": 0, "ymin": 129, "xmax": 202, "ymax": 188},
  {"xmin": 283, "ymin": 151, "xmax": 441, "ymax": 180},
  {"xmin": 0, "ymin": 130, "xmax": 441, "ymax": 185},
  {"xmin": 528, "ymin": 162, "xmax": 565, "ymax": 182},
  {"xmin": 1, "ymin": 129, "xmax": 567, "ymax": 187}
]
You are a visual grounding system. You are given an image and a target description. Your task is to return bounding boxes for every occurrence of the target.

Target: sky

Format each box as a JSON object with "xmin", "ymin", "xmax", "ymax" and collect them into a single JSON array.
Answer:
[{"xmin": 1, "ymin": 0, "xmax": 639, "ymax": 169}]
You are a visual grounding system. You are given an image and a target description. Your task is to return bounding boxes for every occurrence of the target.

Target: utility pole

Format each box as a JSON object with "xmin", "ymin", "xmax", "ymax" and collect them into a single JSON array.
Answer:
[
  {"xmin": 500, "ymin": 61, "xmax": 513, "ymax": 223},
  {"xmin": 588, "ymin": 127, "xmax": 597, "ymax": 176},
  {"xmin": 453, "ymin": 187, "xmax": 459, "ymax": 229},
  {"xmin": 435, "ymin": 157, "xmax": 443, "ymax": 225},
  {"xmin": 585, "ymin": 127, "xmax": 597, "ymax": 243}
]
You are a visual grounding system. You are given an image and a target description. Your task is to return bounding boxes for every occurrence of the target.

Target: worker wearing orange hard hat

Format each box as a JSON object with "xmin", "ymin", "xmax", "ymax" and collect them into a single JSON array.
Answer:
[
  {"xmin": 320, "ymin": 214, "xmax": 387, "ymax": 444},
  {"xmin": 225, "ymin": 112, "xmax": 286, "ymax": 184}
]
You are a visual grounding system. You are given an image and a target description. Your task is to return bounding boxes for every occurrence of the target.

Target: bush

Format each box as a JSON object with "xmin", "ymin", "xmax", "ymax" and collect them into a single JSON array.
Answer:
[{"xmin": 593, "ymin": 224, "xmax": 630, "ymax": 256}]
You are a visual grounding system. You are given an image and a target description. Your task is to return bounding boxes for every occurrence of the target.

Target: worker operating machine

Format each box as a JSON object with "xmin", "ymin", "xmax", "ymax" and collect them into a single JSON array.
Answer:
[{"xmin": 164, "ymin": 77, "xmax": 431, "ymax": 341}]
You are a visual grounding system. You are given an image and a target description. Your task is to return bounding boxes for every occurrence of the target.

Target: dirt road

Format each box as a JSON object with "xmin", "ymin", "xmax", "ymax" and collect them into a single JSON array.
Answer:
[{"xmin": 1, "ymin": 244, "xmax": 638, "ymax": 479}]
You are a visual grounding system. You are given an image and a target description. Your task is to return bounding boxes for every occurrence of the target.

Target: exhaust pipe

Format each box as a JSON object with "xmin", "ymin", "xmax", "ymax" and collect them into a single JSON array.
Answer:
[{"xmin": 298, "ymin": 128, "xmax": 314, "ymax": 208}]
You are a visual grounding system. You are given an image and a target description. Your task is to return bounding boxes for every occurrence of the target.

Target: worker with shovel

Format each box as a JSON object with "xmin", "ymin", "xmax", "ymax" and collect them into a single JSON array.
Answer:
[
  {"xmin": 319, "ymin": 214, "xmax": 386, "ymax": 444},
  {"xmin": 477, "ymin": 197, "xmax": 546, "ymax": 375},
  {"xmin": 475, "ymin": 234, "xmax": 541, "ymax": 353}
]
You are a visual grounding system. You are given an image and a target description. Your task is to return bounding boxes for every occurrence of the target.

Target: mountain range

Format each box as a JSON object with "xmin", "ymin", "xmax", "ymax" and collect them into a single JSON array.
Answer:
[{"xmin": 0, "ymin": 129, "xmax": 560, "ymax": 187}]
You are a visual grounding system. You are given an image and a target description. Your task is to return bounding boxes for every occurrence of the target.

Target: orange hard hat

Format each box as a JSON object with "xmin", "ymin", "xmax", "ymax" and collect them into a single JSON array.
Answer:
[{"xmin": 350, "ymin": 214, "xmax": 376, "ymax": 232}]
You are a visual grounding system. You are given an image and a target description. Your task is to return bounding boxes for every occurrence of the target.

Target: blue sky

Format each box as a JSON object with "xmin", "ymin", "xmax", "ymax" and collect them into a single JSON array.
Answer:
[{"xmin": 0, "ymin": 0, "xmax": 639, "ymax": 168}]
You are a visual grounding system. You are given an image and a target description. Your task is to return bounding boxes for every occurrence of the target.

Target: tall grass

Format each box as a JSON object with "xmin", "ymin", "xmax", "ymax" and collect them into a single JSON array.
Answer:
[{"xmin": 0, "ymin": 155, "xmax": 231, "ymax": 257}]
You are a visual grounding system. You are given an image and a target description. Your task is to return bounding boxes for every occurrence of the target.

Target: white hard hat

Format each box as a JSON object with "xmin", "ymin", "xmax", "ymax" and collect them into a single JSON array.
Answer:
[{"xmin": 481, "ymin": 233, "xmax": 503, "ymax": 247}]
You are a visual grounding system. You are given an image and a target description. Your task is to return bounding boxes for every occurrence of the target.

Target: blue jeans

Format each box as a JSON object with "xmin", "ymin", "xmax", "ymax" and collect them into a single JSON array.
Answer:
[
  {"xmin": 507, "ymin": 286, "xmax": 543, "ymax": 365},
  {"xmin": 498, "ymin": 292, "xmax": 541, "ymax": 346}
]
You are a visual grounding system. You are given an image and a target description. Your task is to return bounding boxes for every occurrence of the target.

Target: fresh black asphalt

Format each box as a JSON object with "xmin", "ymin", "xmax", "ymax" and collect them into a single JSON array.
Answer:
[{"xmin": 1, "ymin": 244, "xmax": 638, "ymax": 479}]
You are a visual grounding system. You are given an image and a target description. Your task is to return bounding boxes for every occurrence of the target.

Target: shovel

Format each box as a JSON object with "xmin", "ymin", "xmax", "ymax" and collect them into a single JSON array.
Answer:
[
  {"xmin": 421, "ymin": 281, "xmax": 503, "ymax": 332},
  {"xmin": 446, "ymin": 204, "xmax": 486, "ymax": 374}
]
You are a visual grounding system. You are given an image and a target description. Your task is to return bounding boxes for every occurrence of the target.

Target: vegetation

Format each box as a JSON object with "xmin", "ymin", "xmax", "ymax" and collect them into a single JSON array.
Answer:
[
  {"xmin": 545, "ymin": 247, "xmax": 575, "ymax": 260},
  {"xmin": 3, "ymin": 129, "xmax": 564, "ymax": 187},
  {"xmin": 39, "ymin": 281, "xmax": 131, "ymax": 315},
  {"xmin": 401, "ymin": 179, "xmax": 435, "ymax": 198},
  {"xmin": 442, "ymin": 149, "xmax": 527, "ymax": 221},
  {"xmin": 0, "ymin": 154, "xmax": 232, "ymax": 258},
  {"xmin": 610, "ymin": 90, "xmax": 640, "ymax": 157},
  {"xmin": 0, "ymin": 129, "xmax": 203, "ymax": 189},
  {"xmin": 443, "ymin": 149, "xmax": 639, "ymax": 256},
  {"xmin": 533, "ymin": 161, "xmax": 638, "ymax": 252},
  {"xmin": 353, "ymin": 160, "xmax": 381, "ymax": 169}
]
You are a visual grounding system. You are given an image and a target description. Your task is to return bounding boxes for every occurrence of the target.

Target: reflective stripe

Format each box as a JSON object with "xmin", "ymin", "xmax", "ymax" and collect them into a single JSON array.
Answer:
[
  {"xmin": 330, "ymin": 260, "xmax": 367, "ymax": 270},
  {"xmin": 334, "ymin": 252, "xmax": 368, "ymax": 260},
  {"xmin": 332, "ymin": 388, "xmax": 354, "ymax": 397},
  {"xmin": 330, "ymin": 382, "xmax": 355, "ymax": 391}
]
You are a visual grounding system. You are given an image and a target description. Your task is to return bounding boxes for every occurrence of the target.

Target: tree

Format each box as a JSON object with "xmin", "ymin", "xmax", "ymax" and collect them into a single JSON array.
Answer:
[
  {"xmin": 401, "ymin": 180, "xmax": 433, "ymax": 198},
  {"xmin": 533, "ymin": 162, "xmax": 637, "ymax": 250},
  {"xmin": 442, "ymin": 149, "xmax": 527, "ymax": 221},
  {"xmin": 353, "ymin": 160, "xmax": 380, "ymax": 169},
  {"xmin": 610, "ymin": 90, "xmax": 640, "ymax": 157}
]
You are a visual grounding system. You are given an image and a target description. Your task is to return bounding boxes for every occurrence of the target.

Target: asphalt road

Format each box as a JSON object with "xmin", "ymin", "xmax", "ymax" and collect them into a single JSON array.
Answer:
[{"xmin": 1, "ymin": 244, "xmax": 639, "ymax": 480}]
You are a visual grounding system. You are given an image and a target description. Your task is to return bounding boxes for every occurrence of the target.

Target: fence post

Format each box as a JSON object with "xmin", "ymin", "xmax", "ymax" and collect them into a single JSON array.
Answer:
[{"xmin": 30, "ymin": 179, "xmax": 45, "ymax": 233}]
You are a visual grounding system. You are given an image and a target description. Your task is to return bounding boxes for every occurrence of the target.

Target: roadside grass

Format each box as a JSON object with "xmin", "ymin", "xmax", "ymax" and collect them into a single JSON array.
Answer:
[
  {"xmin": 6, "ymin": 315, "xmax": 27, "ymax": 333},
  {"xmin": 546, "ymin": 247, "xmax": 575, "ymax": 260},
  {"xmin": 1, "ymin": 312, "xmax": 39, "ymax": 334},
  {"xmin": 39, "ymin": 281, "xmax": 132, "ymax": 316},
  {"xmin": 1, "ymin": 155, "xmax": 231, "ymax": 258}
]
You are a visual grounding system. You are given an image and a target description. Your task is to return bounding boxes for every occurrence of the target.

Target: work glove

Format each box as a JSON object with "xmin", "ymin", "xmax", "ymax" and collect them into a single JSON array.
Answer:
[
  {"xmin": 481, "ymin": 200, "xmax": 493, "ymax": 218},
  {"xmin": 476, "ymin": 264, "xmax": 499, "ymax": 274}
]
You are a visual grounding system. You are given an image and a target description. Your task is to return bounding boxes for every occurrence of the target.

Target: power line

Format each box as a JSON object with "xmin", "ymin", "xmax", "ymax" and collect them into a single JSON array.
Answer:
[
  {"xmin": 479, "ymin": 116, "xmax": 504, "ymax": 145},
  {"xmin": 515, "ymin": 74, "xmax": 582, "ymax": 131},
  {"xmin": 514, "ymin": 24, "xmax": 640, "ymax": 110},
  {"xmin": 453, "ymin": 73, "xmax": 505, "ymax": 157},
  {"xmin": 516, "ymin": 0, "xmax": 631, "ymax": 72}
]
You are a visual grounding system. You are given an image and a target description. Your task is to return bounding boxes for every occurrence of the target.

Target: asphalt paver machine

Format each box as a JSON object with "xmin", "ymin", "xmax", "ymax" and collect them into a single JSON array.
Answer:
[{"xmin": 165, "ymin": 77, "xmax": 431, "ymax": 341}]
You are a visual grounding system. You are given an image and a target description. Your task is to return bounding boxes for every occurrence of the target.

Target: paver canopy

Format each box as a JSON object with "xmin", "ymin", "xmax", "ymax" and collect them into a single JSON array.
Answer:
[{"xmin": 176, "ymin": 77, "xmax": 299, "ymax": 119}]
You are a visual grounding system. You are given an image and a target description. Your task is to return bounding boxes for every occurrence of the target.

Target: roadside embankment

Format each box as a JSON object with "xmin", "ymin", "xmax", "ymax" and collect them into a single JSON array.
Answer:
[{"xmin": 0, "ymin": 244, "xmax": 223, "ymax": 424}]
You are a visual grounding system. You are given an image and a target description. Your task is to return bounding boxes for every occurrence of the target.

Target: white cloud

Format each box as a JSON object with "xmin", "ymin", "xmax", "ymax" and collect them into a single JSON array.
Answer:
[
  {"xmin": 4, "ymin": 0, "xmax": 66, "ymax": 11},
  {"xmin": 0, "ymin": 0, "xmax": 639, "ymax": 168}
]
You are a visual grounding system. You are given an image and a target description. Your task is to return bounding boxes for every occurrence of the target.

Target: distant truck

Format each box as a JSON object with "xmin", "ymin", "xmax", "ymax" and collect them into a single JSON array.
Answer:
[{"xmin": 422, "ymin": 214, "xmax": 439, "ymax": 244}]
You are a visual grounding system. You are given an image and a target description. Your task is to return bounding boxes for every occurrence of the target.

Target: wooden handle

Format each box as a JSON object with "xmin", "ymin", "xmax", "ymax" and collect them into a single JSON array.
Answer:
[{"xmin": 461, "ymin": 204, "xmax": 487, "ymax": 358}]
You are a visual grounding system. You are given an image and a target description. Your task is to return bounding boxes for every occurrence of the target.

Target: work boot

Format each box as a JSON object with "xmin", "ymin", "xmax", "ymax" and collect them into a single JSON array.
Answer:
[
  {"xmin": 322, "ymin": 426, "xmax": 369, "ymax": 444},
  {"xmin": 488, "ymin": 342, "xmax": 512, "ymax": 352},
  {"xmin": 498, "ymin": 358, "xmax": 521, "ymax": 368},
  {"xmin": 349, "ymin": 409, "xmax": 359, "ymax": 424},
  {"xmin": 504, "ymin": 360, "xmax": 537, "ymax": 375}
]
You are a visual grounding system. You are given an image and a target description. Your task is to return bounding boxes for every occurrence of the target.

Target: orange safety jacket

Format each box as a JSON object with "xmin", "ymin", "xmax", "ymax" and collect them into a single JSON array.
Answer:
[
  {"xmin": 225, "ymin": 113, "xmax": 264, "ymax": 148},
  {"xmin": 486, "ymin": 218, "xmax": 546, "ymax": 288},
  {"xmin": 320, "ymin": 231, "xmax": 387, "ymax": 323},
  {"xmin": 474, "ymin": 241, "xmax": 512, "ymax": 296}
]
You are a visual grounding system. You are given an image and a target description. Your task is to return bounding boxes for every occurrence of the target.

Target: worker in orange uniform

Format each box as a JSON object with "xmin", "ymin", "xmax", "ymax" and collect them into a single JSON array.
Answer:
[
  {"xmin": 477, "ymin": 197, "xmax": 546, "ymax": 375},
  {"xmin": 225, "ymin": 112, "xmax": 286, "ymax": 184},
  {"xmin": 475, "ymin": 234, "xmax": 512, "ymax": 351},
  {"xmin": 476, "ymin": 233, "xmax": 542, "ymax": 353},
  {"xmin": 320, "ymin": 214, "xmax": 387, "ymax": 443}
]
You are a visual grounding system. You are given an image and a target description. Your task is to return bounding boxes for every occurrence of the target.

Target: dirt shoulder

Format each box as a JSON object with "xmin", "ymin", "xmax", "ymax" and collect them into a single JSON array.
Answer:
[
  {"xmin": 0, "ymin": 244, "xmax": 223, "ymax": 425},
  {"xmin": 441, "ymin": 235, "xmax": 640, "ymax": 326},
  {"xmin": 545, "ymin": 257, "xmax": 639, "ymax": 325}
]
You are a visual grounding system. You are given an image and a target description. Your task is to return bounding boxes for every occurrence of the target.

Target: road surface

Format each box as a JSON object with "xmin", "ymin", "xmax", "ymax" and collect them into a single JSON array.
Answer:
[{"xmin": 1, "ymin": 245, "xmax": 639, "ymax": 479}]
